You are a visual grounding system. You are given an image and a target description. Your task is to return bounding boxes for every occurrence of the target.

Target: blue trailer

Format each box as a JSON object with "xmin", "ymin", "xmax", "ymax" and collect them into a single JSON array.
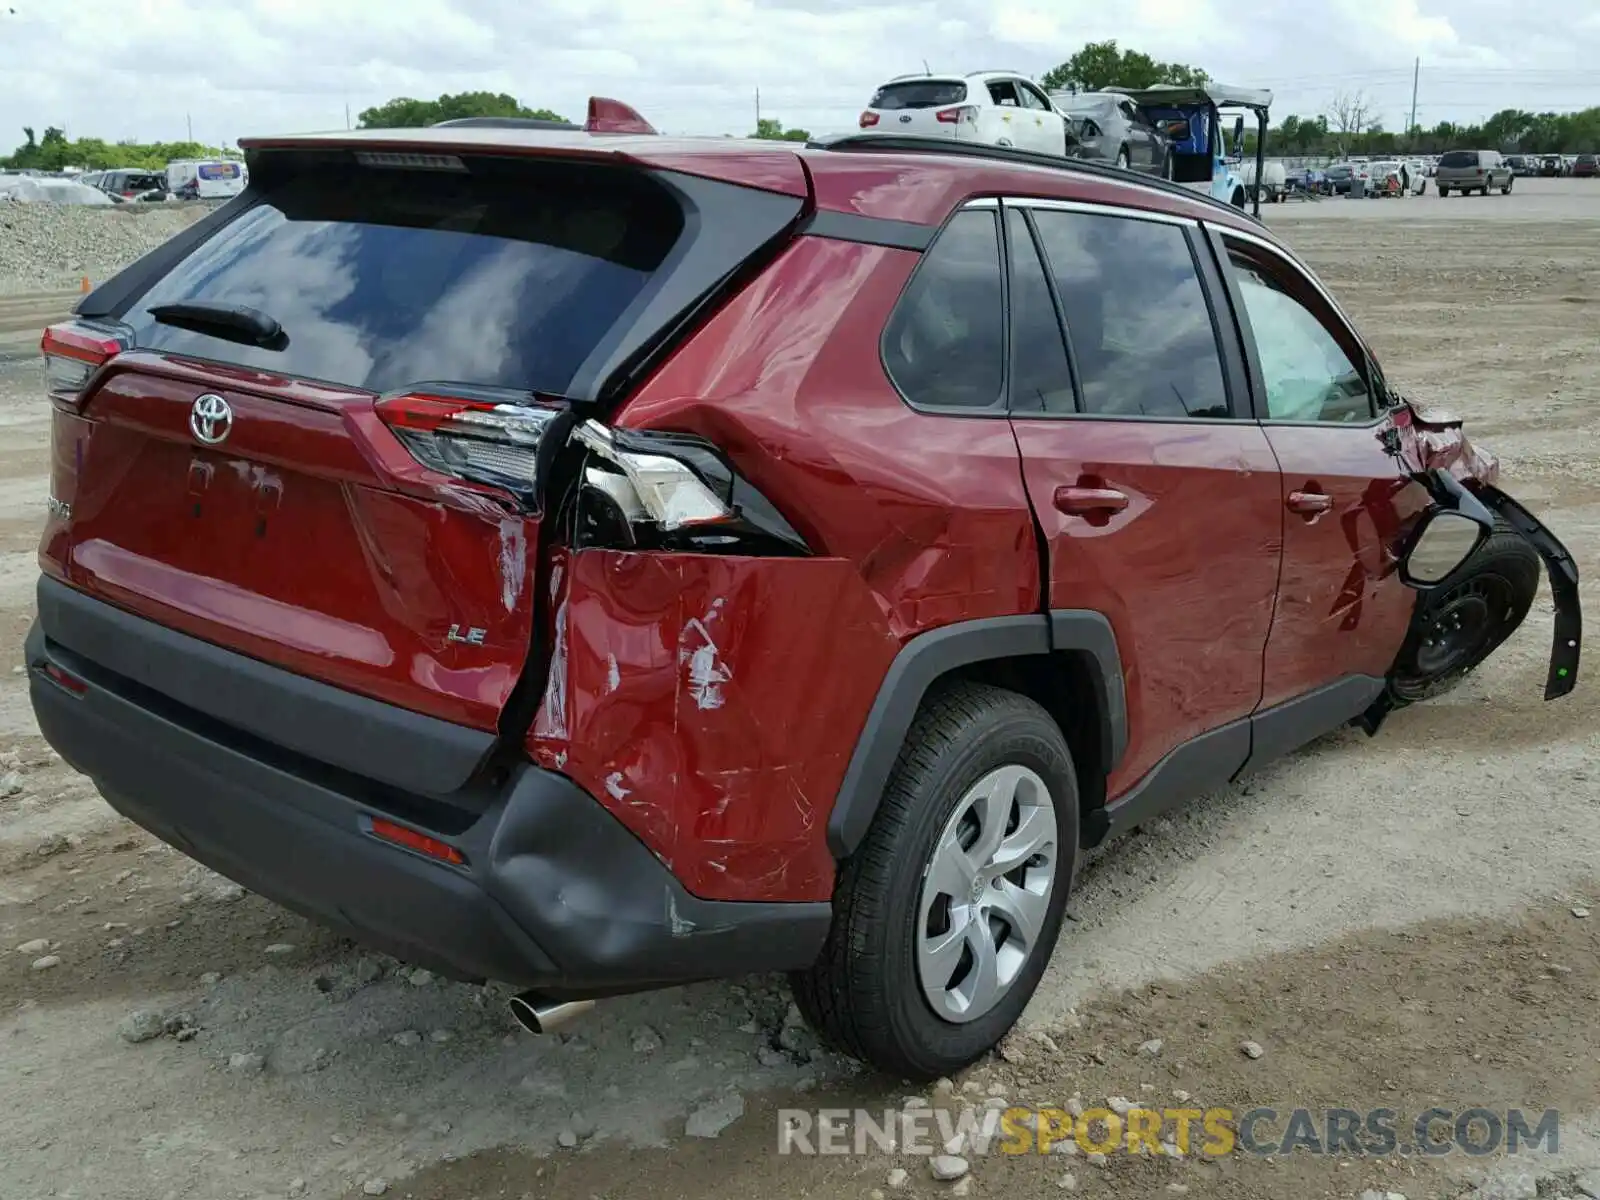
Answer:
[{"xmin": 1105, "ymin": 83, "xmax": 1274, "ymax": 217}]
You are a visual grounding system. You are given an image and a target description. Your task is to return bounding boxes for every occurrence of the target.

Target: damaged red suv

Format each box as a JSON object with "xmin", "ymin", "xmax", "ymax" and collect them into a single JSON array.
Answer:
[{"xmin": 28, "ymin": 99, "xmax": 1580, "ymax": 1078}]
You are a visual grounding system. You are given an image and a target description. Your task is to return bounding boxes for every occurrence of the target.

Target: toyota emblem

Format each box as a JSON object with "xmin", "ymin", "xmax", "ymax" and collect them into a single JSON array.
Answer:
[{"xmin": 189, "ymin": 394, "xmax": 233, "ymax": 445}]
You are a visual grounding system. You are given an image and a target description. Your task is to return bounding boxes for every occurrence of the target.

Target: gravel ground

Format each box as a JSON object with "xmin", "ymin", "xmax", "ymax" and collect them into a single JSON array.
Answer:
[
  {"xmin": 0, "ymin": 177, "xmax": 1598, "ymax": 1200},
  {"xmin": 0, "ymin": 200, "xmax": 213, "ymax": 295}
]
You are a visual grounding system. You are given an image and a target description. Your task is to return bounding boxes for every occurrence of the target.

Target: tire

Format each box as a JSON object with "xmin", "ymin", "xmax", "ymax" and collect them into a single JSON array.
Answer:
[
  {"xmin": 1386, "ymin": 527, "xmax": 1541, "ymax": 705},
  {"xmin": 1115, "ymin": 146, "xmax": 1130, "ymax": 170},
  {"xmin": 1501, "ymin": 178, "xmax": 1513, "ymax": 195},
  {"xmin": 790, "ymin": 682, "xmax": 1079, "ymax": 1080},
  {"xmin": 1232, "ymin": 188, "xmax": 1247, "ymax": 208},
  {"xmin": 1438, "ymin": 187, "xmax": 1449, "ymax": 197}
]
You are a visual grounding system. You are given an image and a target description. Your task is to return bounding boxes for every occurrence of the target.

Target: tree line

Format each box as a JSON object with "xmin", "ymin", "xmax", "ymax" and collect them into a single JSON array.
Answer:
[{"xmin": 1, "ymin": 127, "xmax": 237, "ymax": 172}]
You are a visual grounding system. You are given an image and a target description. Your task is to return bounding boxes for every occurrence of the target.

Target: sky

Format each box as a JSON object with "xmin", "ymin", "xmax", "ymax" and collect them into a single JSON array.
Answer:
[{"xmin": 0, "ymin": 0, "xmax": 1596, "ymax": 151}]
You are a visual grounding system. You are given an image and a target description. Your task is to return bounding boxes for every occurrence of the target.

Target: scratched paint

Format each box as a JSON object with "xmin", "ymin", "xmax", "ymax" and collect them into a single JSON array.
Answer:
[
  {"xmin": 497, "ymin": 518, "xmax": 527, "ymax": 612},
  {"xmin": 680, "ymin": 616, "xmax": 731, "ymax": 710}
]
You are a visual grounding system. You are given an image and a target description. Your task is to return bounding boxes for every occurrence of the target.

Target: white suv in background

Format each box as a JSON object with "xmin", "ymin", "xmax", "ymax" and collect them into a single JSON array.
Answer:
[{"xmin": 859, "ymin": 71, "xmax": 1071, "ymax": 156}]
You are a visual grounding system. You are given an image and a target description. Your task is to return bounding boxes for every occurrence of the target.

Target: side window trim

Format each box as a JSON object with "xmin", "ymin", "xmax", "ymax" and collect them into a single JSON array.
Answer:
[
  {"xmin": 1002, "ymin": 197, "xmax": 1252, "ymax": 423},
  {"xmin": 1206, "ymin": 223, "xmax": 1387, "ymax": 427},
  {"xmin": 1001, "ymin": 203, "xmax": 1082, "ymax": 415},
  {"xmin": 1200, "ymin": 225, "xmax": 1266, "ymax": 421}
]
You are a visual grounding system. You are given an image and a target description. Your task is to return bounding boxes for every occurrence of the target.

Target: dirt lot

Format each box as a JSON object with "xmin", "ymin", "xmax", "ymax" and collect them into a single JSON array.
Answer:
[{"xmin": 2, "ymin": 178, "xmax": 1598, "ymax": 1200}]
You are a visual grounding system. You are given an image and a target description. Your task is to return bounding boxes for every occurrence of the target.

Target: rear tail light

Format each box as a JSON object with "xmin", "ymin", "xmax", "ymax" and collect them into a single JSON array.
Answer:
[
  {"xmin": 573, "ymin": 420, "xmax": 731, "ymax": 530},
  {"xmin": 571, "ymin": 420, "xmax": 810, "ymax": 555},
  {"xmin": 937, "ymin": 105, "xmax": 978, "ymax": 124},
  {"xmin": 376, "ymin": 391, "xmax": 562, "ymax": 506},
  {"xmin": 41, "ymin": 320, "xmax": 125, "ymax": 410},
  {"xmin": 859, "ymin": 111, "xmax": 880, "ymax": 128}
]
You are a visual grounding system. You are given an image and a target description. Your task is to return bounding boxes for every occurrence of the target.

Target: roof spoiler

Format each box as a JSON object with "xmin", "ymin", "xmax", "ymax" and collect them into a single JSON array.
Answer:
[{"xmin": 585, "ymin": 97, "xmax": 656, "ymax": 135}]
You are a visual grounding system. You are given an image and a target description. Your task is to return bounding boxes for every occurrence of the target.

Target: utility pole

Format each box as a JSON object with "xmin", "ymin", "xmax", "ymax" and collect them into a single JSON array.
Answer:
[
  {"xmin": 1408, "ymin": 57, "xmax": 1420, "ymax": 143},
  {"xmin": 186, "ymin": 112, "xmax": 193, "ymax": 143},
  {"xmin": 754, "ymin": 86, "xmax": 761, "ymax": 135}
]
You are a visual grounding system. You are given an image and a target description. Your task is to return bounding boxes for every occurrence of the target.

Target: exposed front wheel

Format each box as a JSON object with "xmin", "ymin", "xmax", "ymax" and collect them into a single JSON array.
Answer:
[
  {"xmin": 1387, "ymin": 528, "xmax": 1541, "ymax": 704},
  {"xmin": 791, "ymin": 683, "xmax": 1079, "ymax": 1079}
]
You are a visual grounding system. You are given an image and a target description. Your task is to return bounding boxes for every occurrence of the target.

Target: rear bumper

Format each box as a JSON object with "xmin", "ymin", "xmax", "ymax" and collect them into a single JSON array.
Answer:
[{"xmin": 26, "ymin": 577, "xmax": 831, "ymax": 994}]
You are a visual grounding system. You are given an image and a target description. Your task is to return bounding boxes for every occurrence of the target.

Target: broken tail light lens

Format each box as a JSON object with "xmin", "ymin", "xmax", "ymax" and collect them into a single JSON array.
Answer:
[
  {"xmin": 42, "ymin": 321, "xmax": 126, "ymax": 410},
  {"xmin": 573, "ymin": 419, "xmax": 731, "ymax": 530},
  {"xmin": 376, "ymin": 391, "xmax": 562, "ymax": 506}
]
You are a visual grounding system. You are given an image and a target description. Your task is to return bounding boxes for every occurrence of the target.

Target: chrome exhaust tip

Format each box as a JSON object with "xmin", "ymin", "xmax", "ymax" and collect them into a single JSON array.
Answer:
[{"xmin": 508, "ymin": 993, "xmax": 595, "ymax": 1035}]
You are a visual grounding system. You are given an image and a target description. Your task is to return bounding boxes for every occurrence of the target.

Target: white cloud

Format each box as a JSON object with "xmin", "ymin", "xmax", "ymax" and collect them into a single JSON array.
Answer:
[{"xmin": 0, "ymin": 0, "xmax": 1593, "ymax": 149}]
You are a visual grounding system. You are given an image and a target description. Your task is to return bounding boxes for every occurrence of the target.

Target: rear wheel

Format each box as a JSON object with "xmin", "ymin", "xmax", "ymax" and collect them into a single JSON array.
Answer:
[
  {"xmin": 791, "ymin": 683, "xmax": 1078, "ymax": 1079},
  {"xmin": 1501, "ymin": 177, "xmax": 1513, "ymax": 195},
  {"xmin": 1387, "ymin": 528, "xmax": 1540, "ymax": 704},
  {"xmin": 1439, "ymin": 186, "xmax": 1450, "ymax": 197}
]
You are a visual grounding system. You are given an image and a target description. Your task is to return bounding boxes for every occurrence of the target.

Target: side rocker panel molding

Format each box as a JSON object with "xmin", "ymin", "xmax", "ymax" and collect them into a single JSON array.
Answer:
[{"xmin": 825, "ymin": 610, "xmax": 1129, "ymax": 857}]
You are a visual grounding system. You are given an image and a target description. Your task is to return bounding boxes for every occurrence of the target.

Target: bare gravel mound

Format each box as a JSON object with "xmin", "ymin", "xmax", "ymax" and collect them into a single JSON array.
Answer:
[{"xmin": 0, "ymin": 201, "xmax": 214, "ymax": 295}]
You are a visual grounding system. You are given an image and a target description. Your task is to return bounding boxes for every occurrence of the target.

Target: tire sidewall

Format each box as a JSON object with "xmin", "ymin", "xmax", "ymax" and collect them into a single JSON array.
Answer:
[{"xmin": 875, "ymin": 704, "xmax": 1079, "ymax": 1075}]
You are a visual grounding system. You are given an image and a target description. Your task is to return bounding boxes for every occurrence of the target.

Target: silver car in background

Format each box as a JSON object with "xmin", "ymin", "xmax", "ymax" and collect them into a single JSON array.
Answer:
[{"xmin": 1048, "ymin": 90, "xmax": 1171, "ymax": 175}]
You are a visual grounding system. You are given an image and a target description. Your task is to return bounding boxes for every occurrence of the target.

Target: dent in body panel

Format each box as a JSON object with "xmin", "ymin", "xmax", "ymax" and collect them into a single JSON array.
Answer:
[
  {"xmin": 526, "ymin": 550, "xmax": 898, "ymax": 903},
  {"xmin": 65, "ymin": 362, "xmax": 540, "ymax": 729},
  {"xmin": 613, "ymin": 236, "xmax": 1042, "ymax": 638},
  {"xmin": 1391, "ymin": 401, "xmax": 1500, "ymax": 485},
  {"xmin": 1259, "ymin": 422, "xmax": 1429, "ymax": 709},
  {"xmin": 1011, "ymin": 417, "xmax": 1283, "ymax": 797}
]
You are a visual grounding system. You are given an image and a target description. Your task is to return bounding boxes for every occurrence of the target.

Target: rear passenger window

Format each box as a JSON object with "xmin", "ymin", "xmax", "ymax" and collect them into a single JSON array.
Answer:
[
  {"xmin": 882, "ymin": 209, "xmax": 1005, "ymax": 410},
  {"xmin": 1030, "ymin": 210, "xmax": 1231, "ymax": 419}
]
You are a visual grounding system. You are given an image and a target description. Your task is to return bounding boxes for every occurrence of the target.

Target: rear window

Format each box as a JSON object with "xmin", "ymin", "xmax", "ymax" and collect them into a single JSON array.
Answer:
[
  {"xmin": 1579, "ymin": 155, "xmax": 1598, "ymax": 165},
  {"xmin": 121, "ymin": 157, "xmax": 684, "ymax": 395},
  {"xmin": 1438, "ymin": 151, "xmax": 1480, "ymax": 168},
  {"xmin": 198, "ymin": 162, "xmax": 242, "ymax": 180},
  {"xmin": 123, "ymin": 173, "xmax": 162, "ymax": 191},
  {"xmin": 871, "ymin": 81, "xmax": 968, "ymax": 109}
]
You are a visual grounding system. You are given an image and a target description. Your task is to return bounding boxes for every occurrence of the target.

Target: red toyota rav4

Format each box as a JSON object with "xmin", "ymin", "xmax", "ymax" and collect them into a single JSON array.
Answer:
[{"xmin": 27, "ymin": 100, "xmax": 1580, "ymax": 1079}]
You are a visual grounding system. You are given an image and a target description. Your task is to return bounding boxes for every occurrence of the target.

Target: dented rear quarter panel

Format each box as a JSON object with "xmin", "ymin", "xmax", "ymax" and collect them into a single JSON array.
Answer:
[
  {"xmin": 527, "ymin": 549, "xmax": 898, "ymax": 901},
  {"xmin": 529, "ymin": 235, "xmax": 1043, "ymax": 903}
]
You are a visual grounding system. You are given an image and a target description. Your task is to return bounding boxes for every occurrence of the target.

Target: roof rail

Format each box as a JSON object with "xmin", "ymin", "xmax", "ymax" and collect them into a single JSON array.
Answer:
[
  {"xmin": 432, "ymin": 116, "xmax": 581, "ymax": 131},
  {"xmin": 805, "ymin": 133, "xmax": 1261, "ymax": 225}
]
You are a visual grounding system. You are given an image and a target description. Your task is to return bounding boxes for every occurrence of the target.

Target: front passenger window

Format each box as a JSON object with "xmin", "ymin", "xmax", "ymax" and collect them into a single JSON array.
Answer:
[{"xmin": 1224, "ymin": 243, "xmax": 1373, "ymax": 423}]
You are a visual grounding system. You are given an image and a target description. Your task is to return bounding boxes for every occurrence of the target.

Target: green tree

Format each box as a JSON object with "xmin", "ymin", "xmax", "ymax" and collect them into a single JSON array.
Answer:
[
  {"xmin": 752, "ymin": 117, "xmax": 810, "ymax": 142},
  {"xmin": 357, "ymin": 91, "xmax": 567, "ymax": 129},
  {"xmin": 1040, "ymin": 40, "xmax": 1208, "ymax": 94}
]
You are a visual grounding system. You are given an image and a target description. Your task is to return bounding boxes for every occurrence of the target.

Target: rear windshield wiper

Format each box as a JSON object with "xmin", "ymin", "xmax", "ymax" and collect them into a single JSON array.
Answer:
[{"xmin": 148, "ymin": 301, "xmax": 288, "ymax": 351}]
